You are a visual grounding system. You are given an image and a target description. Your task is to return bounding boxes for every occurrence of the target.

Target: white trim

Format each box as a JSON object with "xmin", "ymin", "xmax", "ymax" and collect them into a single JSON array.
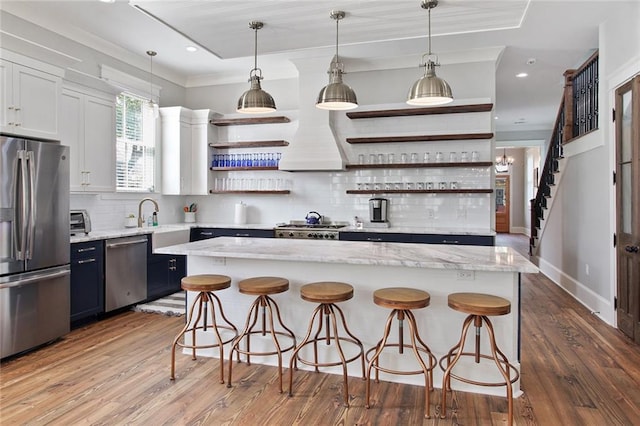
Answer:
[
  {"xmin": 537, "ymin": 257, "xmax": 615, "ymax": 326},
  {"xmin": 100, "ymin": 65, "xmax": 161, "ymax": 101},
  {"xmin": 510, "ymin": 226, "xmax": 528, "ymax": 236},
  {"xmin": 563, "ymin": 129, "xmax": 604, "ymax": 157}
]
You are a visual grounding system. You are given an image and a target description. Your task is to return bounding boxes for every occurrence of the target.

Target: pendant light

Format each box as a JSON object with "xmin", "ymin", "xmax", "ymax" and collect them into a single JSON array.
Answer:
[
  {"xmin": 237, "ymin": 21, "xmax": 276, "ymax": 114},
  {"xmin": 146, "ymin": 50, "xmax": 159, "ymax": 118},
  {"xmin": 407, "ymin": 0, "xmax": 453, "ymax": 106},
  {"xmin": 316, "ymin": 10, "xmax": 357, "ymax": 110}
]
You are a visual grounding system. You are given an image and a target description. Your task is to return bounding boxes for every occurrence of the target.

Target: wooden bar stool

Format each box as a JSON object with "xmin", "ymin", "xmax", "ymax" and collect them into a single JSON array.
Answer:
[
  {"xmin": 288, "ymin": 281, "xmax": 365, "ymax": 407},
  {"xmin": 440, "ymin": 292, "xmax": 520, "ymax": 426},
  {"xmin": 170, "ymin": 274, "xmax": 238, "ymax": 383},
  {"xmin": 227, "ymin": 277, "xmax": 296, "ymax": 393},
  {"xmin": 365, "ymin": 287, "xmax": 437, "ymax": 418}
]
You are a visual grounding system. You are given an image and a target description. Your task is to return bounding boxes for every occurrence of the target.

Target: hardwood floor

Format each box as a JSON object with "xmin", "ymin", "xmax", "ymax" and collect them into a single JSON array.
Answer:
[{"xmin": 2, "ymin": 235, "xmax": 639, "ymax": 425}]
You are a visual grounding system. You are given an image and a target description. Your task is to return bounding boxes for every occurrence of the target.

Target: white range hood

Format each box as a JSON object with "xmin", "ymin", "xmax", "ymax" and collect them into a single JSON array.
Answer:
[{"xmin": 278, "ymin": 58, "xmax": 347, "ymax": 171}]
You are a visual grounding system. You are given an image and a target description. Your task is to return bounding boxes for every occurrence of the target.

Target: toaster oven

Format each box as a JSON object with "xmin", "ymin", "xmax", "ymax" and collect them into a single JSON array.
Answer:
[{"xmin": 70, "ymin": 210, "xmax": 91, "ymax": 235}]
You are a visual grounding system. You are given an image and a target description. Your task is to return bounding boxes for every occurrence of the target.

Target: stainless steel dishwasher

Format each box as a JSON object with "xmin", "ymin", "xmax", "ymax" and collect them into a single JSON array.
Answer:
[{"xmin": 105, "ymin": 235, "xmax": 147, "ymax": 312}]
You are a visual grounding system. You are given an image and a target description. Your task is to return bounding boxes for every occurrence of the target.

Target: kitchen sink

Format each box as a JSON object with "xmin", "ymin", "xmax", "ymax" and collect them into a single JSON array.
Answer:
[{"xmin": 151, "ymin": 226, "xmax": 190, "ymax": 251}]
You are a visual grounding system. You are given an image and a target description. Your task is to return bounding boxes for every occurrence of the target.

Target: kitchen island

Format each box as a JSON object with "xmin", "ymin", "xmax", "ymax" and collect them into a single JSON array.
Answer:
[{"xmin": 157, "ymin": 237, "xmax": 537, "ymax": 396}]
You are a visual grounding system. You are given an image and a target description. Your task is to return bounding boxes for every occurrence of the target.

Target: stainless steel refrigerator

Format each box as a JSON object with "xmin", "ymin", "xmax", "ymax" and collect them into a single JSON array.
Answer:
[{"xmin": 1, "ymin": 135, "xmax": 70, "ymax": 359}]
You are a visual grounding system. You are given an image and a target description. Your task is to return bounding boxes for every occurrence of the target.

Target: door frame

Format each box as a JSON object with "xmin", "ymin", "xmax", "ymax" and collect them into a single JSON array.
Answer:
[
  {"xmin": 614, "ymin": 75, "xmax": 640, "ymax": 343},
  {"xmin": 495, "ymin": 174, "xmax": 511, "ymax": 233}
]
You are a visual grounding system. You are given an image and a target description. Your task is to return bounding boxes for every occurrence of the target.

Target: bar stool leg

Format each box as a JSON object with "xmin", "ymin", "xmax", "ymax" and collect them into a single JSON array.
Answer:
[
  {"xmin": 332, "ymin": 303, "xmax": 366, "ymax": 380},
  {"xmin": 483, "ymin": 315, "xmax": 514, "ymax": 426},
  {"xmin": 440, "ymin": 314, "xmax": 474, "ymax": 419},
  {"xmin": 365, "ymin": 309, "xmax": 395, "ymax": 408},
  {"xmin": 170, "ymin": 291, "xmax": 202, "ymax": 380},
  {"xmin": 289, "ymin": 304, "xmax": 324, "ymax": 396}
]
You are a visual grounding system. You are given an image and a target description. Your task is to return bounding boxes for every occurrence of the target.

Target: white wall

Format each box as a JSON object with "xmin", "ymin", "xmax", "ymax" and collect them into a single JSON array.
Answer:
[
  {"xmin": 183, "ymin": 61, "xmax": 497, "ymax": 229},
  {"xmin": 537, "ymin": 2, "xmax": 640, "ymax": 325}
]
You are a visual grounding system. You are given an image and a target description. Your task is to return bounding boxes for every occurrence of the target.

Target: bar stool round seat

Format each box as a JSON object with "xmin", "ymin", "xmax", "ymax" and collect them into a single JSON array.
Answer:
[
  {"xmin": 289, "ymin": 281, "xmax": 365, "ymax": 407},
  {"xmin": 440, "ymin": 292, "xmax": 520, "ymax": 426},
  {"xmin": 227, "ymin": 277, "xmax": 296, "ymax": 393},
  {"xmin": 170, "ymin": 274, "xmax": 238, "ymax": 384},
  {"xmin": 365, "ymin": 287, "xmax": 436, "ymax": 418}
]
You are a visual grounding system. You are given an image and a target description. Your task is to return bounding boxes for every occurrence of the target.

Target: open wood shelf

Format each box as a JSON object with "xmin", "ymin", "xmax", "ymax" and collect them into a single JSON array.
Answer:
[
  {"xmin": 210, "ymin": 116, "xmax": 290, "ymax": 126},
  {"xmin": 346, "ymin": 103, "xmax": 494, "ymax": 119},
  {"xmin": 209, "ymin": 190, "xmax": 290, "ymax": 194},
  {"xmin": 210, "ymin": 166, "xmax": 278, "ymax": 171},
  {"xmin": 210, "ymin": 140, "xmax": 289, "ymax": 149},
  {"xmin": 346, "ymin": 189, "xmax": 493, "ymax": 195},
  {"xmin": 346, "ymin": 133, "xmax": 494, "ymax": 144},
  {"xmin": 346, "ymin": 161, "xmax": 493, "ymax": 170}
]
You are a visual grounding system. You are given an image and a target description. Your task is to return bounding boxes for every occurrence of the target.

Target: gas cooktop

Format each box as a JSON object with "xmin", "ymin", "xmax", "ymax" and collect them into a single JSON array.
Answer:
[{"xmin": 274, "ymin": 221, "xmax": 349, "ymax": 239}]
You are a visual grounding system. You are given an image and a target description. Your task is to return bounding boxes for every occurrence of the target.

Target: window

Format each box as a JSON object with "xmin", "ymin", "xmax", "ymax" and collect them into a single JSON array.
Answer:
[{"xmin": 115, "ymin": 92, "xmax": 156, "ymax": 192}]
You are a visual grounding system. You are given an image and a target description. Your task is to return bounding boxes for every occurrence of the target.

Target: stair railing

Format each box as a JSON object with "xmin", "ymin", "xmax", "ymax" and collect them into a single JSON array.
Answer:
[{"xmin": 529, "ymin": 50, "xmax": 599, "ymax": 255}]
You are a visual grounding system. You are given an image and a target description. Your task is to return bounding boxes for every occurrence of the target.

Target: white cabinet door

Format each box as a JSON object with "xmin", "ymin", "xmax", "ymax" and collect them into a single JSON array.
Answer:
[
  {"xmin": 83, "ymin": 96, "xmax": 115, "ymax": 192},
  {"xmin": 61, "ymin": 87, "xmax": 115, "ymax": 193},
  {"xmin": 60, "ymin": 89, "xmax": 85, "ymax": 191},
  {"xmin": 0, "ymin": 59, "xmax": 12, "ymax": 131},
  {"xmin": 160, "ymin": 107, "xmax": 210, "ymax": 195},
  {"xmin": 13, "ymin": 64, "xmax": 61, "ymax": 140}
]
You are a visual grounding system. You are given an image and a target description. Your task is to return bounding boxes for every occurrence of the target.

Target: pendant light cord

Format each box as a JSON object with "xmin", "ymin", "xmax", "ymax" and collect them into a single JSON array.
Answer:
[
  {"xmin": 427, "ymin": 6, "xmax": 432, "ymax": 56},
  {"xmin": 253, "ymin": 24, "xmax": 258, "ymax": 71},
  {"xmin": 335, "ymin": 16, "xmax": 340, "ymax": 65}
]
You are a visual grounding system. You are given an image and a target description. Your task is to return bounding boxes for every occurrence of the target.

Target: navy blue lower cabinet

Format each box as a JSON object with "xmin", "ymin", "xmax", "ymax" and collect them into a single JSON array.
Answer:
[
  {"xmin": 70, "ymin": 240, "xmax": 105, "ymax": 326},
  {"xmin": 339, "ymin": 232, "xmax": 412, "ymax": 243},
  {"xmin": 411, "ymin": 234, "xmax": 495, "ymax": 246},
  {"xmin": 190, "ymin": 227, "xmax": 274, "ymax": 241}
]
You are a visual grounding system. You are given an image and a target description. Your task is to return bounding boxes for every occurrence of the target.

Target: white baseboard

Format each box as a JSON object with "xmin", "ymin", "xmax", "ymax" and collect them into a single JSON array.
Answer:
[
  {"xmin": 537, "ymin": 257, "xmax": 615, "ymax": 326},
  {"xmin": 510, "ymin": 226, "xmax": 529, "ymax": 236}
]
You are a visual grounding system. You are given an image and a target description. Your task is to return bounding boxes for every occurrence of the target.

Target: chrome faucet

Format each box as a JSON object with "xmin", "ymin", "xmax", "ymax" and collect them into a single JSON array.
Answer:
[{"xmin": 138, "ymin": 197, "xmax": 159, "ymax": 228}]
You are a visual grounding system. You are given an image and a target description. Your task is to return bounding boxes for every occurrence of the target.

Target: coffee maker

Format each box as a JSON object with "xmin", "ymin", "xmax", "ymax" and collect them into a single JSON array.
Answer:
[{"xmin": 369, "ymin": 198, "xmax": 388, "ymax": 223}]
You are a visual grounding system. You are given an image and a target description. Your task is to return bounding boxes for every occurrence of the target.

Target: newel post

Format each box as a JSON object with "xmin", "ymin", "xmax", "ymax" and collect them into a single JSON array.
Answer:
[{"xmin": 562, "ymin": 70, "xmax": 576, "ymax": 143}]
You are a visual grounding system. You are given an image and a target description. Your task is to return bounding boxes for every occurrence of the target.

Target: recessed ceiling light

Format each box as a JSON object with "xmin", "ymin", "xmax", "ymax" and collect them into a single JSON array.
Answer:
[
  {"xmin": 186, "ymin": 46, "xmax": 197, "ymax": 52},
  {"xmin": 99, "ymin": 0, "xmax": 115, "ymax": 3},
  {"xmin": 494, "ymin": 116, "xmax": 499, "ymax": 120},
  {"xmin": 516, "ymin": 72, "xmax": 528, "ymax": 78}
]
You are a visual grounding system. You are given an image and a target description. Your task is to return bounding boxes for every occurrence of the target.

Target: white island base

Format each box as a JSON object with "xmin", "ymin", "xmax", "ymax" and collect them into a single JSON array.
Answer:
[{"xmin": 158, "ymin": 237, "xmax": 538, "ymax": 398}]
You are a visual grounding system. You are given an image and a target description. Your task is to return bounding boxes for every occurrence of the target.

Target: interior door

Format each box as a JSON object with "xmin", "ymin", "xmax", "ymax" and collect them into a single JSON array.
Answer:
[
  {"xmin": 615, "ymin": 75, "xmax": 640, "ymax": 344},
  {"xmin": 495, "ymin": 175, "xmax": 510, "ymax": 233}
]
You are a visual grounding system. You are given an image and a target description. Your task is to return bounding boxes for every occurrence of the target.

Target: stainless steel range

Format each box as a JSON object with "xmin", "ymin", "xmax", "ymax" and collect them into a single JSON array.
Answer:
[{"xmin": 274, "ymin": 221, "xmax": 348, "ymax": 240}]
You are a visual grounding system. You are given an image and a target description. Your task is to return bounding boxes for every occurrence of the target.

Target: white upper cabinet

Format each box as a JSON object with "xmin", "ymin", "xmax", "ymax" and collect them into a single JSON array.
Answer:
[
  {"xmin": 160, "ymin": 107, "xmax": 213, "ymax": 195},
  {"xmin": 60, "ymin": 86, "xmax": 116, "ymax": 192},
  {"xmin": 0, "ymin": 57, "xmax": 62, "ymax": 140}
]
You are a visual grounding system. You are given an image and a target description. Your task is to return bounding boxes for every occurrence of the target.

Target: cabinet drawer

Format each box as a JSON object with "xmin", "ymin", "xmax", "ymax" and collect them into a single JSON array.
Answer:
[{"xmin": 339, "ymin": 232, "xmax": 411, "ymax": 243}]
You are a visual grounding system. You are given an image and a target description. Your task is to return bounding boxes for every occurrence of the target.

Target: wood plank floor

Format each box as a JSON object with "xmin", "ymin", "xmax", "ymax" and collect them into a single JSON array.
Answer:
[{"xmin": 2, "ymin": 235, "xmax": 639, "ymax": 425}]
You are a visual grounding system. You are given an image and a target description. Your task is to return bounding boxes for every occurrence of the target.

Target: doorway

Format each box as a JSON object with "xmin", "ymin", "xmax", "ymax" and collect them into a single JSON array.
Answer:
[
  {"xmin": 495, "ymin": 175, "xmax": 510, "ymax": 233},
  {"xmin": 615, "ymin": 75, "xmax": 640, "ymax": 344}
]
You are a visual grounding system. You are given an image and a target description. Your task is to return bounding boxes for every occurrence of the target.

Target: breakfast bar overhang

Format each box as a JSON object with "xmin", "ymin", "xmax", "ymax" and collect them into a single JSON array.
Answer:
[{"xmin": 157, "ymin": 237, "xmax": 538, "ymax": 396}]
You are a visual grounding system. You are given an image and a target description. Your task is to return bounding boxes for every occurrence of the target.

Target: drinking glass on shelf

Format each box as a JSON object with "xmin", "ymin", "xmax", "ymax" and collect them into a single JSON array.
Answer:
[
  {"xmin": 450, "ymin": 181, "xmax": 459, "ymax": 189},
  {"xmin": 387, "ymin": 153, "xmax": 395, "ymax": 164},
  {"xmin": 357, "ymin": 182, "xmax": 363, "ymax": 190},
  {"xmin": 276, "ymin": 152, "xmax": 282, "ymax": 166},
  {"xmin": 394, "ymin": 182, "xmax": 403, "ymax": 190},
  {"xmin": 460, "ymin": 151, "xmax": 468, "ymax": 162},
  {"xmin": 358, "ymin": 154, "xmax": 365, "ymax": 165},
  {"xmin": 435, "ymin": 152, "xmax": 443, "ymax": 162},
  {"xmin": 423, "ymin": 152, "xmax": 430, "ymax": 163},
  {"xmin": 416, "ymin": 182, "xmax": 425, "ymax": 190},
  {"xmin": 406, "ymin": 182, "xmax": 415, "ymax": 190},
  {"xmin": 426, "ymin": 182, "xmax": 434, "ymax": 190},
  {"xmin": 374, "ymin": 182, "xmax": 381, "ymax": 190},
  {"xmin": 449, "ymin": 152, "xmax": 457, "ymax": 162},
  {"xmin": 369, "ymin": 154, "xmax": 377, "ymax": 164},
  {"xmin": 471, "ymin": 151, "xmax": 480, "ymax": 162},
  {"xmin": 384, "ymin": 182, "xmax": 392, "ymax": 190},
  {"xmin": 410, "ymin": 152, "xmax": 419, "ymax": 163},
  {"xmin": 400, "ymin": 153, "xmax": 408, "ymax": 163},
  {"xmin": 378, "ymin": 153, "xmax": 385, "ymax": 164},
  {"xmin": 439, "ymin": 181, "xmax": 447, "ymax": 190}
]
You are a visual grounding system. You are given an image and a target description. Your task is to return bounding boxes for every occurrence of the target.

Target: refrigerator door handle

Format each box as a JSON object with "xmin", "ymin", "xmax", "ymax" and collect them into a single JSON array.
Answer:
[
  {"xmin": 0, "ymin": 267, "xmax": 70, "ymax": 290},
  {"xmin": 25, "ymin": 150, "xmax": 36, "ymax": 260},
  {"xmin": 15, "ymin": 150, "xmax": 28, "ymax": 261}
]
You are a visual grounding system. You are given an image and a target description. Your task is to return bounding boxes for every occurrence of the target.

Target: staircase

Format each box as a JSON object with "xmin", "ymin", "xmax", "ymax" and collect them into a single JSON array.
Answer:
[{"xmin": 529, "ymin": 51, "xmax": 599, "ymax": 256}]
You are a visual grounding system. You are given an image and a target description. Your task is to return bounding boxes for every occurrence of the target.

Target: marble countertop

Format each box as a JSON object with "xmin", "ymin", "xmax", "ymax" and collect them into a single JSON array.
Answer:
[
  {"xmin": 156, "ymin": 237, "xmax": 538, "ymax": 273},
  {"xmin": 70, "ymin": 222, "xmax": 495, "ymax": 243}
]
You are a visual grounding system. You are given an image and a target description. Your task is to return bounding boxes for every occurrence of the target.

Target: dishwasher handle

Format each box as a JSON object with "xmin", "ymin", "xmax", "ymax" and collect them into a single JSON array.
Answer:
[{"xmin": 106, "ymin": 238, "xmax": 148, "ymax": 249}]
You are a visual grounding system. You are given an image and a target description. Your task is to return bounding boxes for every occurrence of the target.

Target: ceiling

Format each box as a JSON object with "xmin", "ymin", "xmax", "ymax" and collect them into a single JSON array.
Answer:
[{"xmin": 1, "ymin": 0, "xmax": 629, "ymax": 133}]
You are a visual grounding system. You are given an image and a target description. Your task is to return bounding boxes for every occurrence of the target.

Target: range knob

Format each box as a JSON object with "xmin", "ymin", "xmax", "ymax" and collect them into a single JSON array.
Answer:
[
  {"xmin": 329, "ymin": 234, "xmax": 335, "ymax": 239},
  {"xmin": 308, "ymin": 233, "xmax": 314, "ymax": 238},
  {"xmin": 288, "ymin": 232, "xmax": 294, "ymax": 237},
  {"xmin": 278, "ymin": 232, "xmax": 284, "ymax": 237}
]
